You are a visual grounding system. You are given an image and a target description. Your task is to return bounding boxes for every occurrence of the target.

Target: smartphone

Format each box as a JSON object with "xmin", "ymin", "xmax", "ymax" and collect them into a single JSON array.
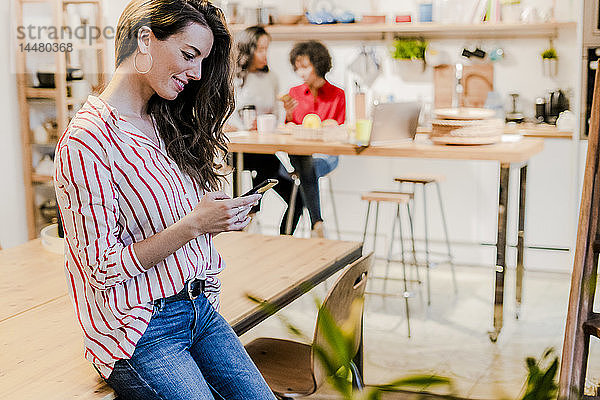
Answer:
[{"xmin": 241, "ymin": 179, "xmax": 279, "ymax": 197}]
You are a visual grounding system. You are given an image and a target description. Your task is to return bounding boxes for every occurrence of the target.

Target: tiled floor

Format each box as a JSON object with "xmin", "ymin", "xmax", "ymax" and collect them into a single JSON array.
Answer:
[{"xmin": 240, "ymin": 258, "xmax": 600, "ymax": 399}]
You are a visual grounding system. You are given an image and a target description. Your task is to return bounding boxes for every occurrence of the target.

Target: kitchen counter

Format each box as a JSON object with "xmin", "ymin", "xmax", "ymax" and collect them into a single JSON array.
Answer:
[{"xmin": 417, "ymin": 123, "xmax": 573, "ymax": 139}]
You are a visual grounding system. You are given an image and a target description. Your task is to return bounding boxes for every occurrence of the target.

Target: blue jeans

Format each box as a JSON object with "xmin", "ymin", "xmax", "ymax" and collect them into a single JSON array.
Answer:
[
  {"xmin": 289, "ymin": 155, "xmax": 322, "ymax": 227},
  {"xmin": 313, "ymin": 154, "xmax": 339, "ymax": 178},
  {"xmin": 105, "ymin": 294, "xmax": 275, "ymax": 400}
]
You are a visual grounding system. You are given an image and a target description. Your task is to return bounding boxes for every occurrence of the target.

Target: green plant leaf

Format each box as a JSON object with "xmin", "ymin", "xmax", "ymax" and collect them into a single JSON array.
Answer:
[
  {"xmin": 541, "ymin": 48, "xmax": 558, "ymax": 59},
  {"xmin": 521, "ymin": 348, "xmax": 559, "ymax": 400},
  {"xmin": 391, "ymin": 38, "xmax": 427, "ymax": 60}
]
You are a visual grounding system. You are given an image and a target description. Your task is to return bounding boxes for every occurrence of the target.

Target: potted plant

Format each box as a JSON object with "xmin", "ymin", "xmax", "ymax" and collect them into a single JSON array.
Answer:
[
  {"xmin": 390, "ymin": 38, "xmax": 427, "ymax": 81},
  {"xmin": 542, "ymin": 47, "xmax": 558, "ymax": 77}
]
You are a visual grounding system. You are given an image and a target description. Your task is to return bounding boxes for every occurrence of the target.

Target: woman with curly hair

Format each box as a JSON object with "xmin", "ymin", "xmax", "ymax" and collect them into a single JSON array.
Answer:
[
  {"xmin": 53, "ymin": 1, "xmax": 275, "ymax": 398},
  {"xmin": 283, "ymin": 40, "xmax": 346, "ymax": 237}
]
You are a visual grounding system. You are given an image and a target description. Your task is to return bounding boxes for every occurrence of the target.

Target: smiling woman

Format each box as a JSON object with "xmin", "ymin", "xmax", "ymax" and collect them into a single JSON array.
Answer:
[
  {"xmin": 52, "ymin": 0, "xmax": 275, "ymax": 399},
  {"xmin": 112, "ymin": 0, "xmax": 233, "ymax": 190}
]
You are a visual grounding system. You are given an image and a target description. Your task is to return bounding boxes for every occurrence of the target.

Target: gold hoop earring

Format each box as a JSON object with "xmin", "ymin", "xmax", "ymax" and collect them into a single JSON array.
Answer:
[{"xmin": 134, "ymin": 52, "xmax": 153, "ymax": 74}]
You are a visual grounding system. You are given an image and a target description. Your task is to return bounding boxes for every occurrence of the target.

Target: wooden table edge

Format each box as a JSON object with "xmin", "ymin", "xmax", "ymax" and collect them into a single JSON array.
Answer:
[{"xmin": 230, "ymin": 243, "xmax": 363, "ymax": 335}]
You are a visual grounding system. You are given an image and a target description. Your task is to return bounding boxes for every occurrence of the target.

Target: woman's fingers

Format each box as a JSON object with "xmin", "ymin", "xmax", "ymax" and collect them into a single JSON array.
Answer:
[
  {"xmin": 227, "ymin": 194, "xmax": 261, "ymax": 208},
  {"xmin": 233, "ymin": 215, "xmax": 252, "ymax": 230},
  {"xmin": 206, "ymin": 191, "xmax": 230, "ymax": 200}
]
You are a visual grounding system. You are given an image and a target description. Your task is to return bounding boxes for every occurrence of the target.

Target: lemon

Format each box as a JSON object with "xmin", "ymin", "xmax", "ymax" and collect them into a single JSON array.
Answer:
[{"xmin": 302, "ymin": 114, "xmax": 322, "ymax": 129}]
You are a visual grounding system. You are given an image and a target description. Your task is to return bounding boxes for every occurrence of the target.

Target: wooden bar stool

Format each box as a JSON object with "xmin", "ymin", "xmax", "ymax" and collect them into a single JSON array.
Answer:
[
  {"xmin": 361, "ymin": 191, "xmax": 417, "ymax": 337},
  {"xmin": 394, "ymin": 174, "xmax": 457, "ymax": 306}
]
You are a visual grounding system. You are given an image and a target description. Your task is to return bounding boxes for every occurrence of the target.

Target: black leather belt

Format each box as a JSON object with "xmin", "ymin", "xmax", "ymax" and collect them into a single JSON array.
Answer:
[{"xmin": 164, "ymin": 279, "xmax": 206, "ymax": 303}]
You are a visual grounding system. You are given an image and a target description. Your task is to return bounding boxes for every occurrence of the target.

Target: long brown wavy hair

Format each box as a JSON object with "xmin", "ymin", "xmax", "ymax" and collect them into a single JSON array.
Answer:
[
  {"xmin": 115, "ymin": 0, "xmax": 233, "ymax": 191},
  {"xmin": 234, "ymin": 25, "xmax": 270, "ymax": 87}
]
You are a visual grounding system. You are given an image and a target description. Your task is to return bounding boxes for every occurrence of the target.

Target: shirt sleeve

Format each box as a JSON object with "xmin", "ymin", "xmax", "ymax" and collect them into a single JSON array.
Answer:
[
  {"xmin": 204, "ymin": 234, "xmax": 225, "ymax": 311},
  {"xmin": 54, "ymin": 132, "xmax": 146, "ymax": 291}
]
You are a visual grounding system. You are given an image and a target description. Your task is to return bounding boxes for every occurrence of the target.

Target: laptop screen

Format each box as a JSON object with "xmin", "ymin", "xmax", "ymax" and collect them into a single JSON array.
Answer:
[{"xmin": 368, "ymin": 102, "xmax": 421, "ymax": 146}]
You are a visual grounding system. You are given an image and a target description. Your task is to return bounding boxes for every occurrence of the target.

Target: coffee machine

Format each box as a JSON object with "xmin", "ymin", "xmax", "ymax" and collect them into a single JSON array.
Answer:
[{"xmin": 545, "ymin": 89, "xmax": 570, "ymax": 125}]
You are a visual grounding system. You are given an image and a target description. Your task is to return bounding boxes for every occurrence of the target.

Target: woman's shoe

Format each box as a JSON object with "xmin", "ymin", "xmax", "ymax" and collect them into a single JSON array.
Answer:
[{"xmin": 311, "ymin": 221, "xmax": 325, "ymax": 238}]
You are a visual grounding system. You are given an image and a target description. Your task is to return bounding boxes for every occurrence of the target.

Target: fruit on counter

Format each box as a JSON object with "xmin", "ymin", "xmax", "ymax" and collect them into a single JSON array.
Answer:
[
  {"xmin": 322, "ymin": 119, "xmax": 339, "ymax": 127},
  {"xmin": 302, "ymin": 114, "xmax": 322, "ymax": 129}
]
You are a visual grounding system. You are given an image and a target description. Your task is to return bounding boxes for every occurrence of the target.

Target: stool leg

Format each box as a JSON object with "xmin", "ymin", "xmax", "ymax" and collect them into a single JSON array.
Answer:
[
  {"xmin": 406, "ymin": 200, "xmax": 421, "ymax": 285},
  {"xmin": 398, "ymin": 204, "xmax": 411, "ymax": 338},
  {"xmin": 362, "ymin": 201, "xmax": 371, "ymax": 247},
  {"xmin": 422, "ymin": 184, "xmax": 432, "ymax": 306},
  {"xmin": 385, "ymin": 204, "xmax": 400, "ymax": 290},
  {"xmin": 436, "ymin": 182, "xmax": 457, "ymax": 294},
  {"xmin": 327, "ymin": 177, "xmax": 341, "ymax": 240},
  {"xmin": 372, "ymin": 202, "xmax": 380, "ymax": 256},
  {"xmin": 385, "ymin": 204, "xmax": 400, "ymax": 279},
  {"xmin": 285, "ymin": 175, "xmax": 301, "ymax": 235}
]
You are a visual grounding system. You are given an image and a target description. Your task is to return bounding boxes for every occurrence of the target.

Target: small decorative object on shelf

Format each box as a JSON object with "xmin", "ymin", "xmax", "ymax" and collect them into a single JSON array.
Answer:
[
  {"xmin": 390, "ymin": 38, "xmax": 427, "ymax": 80},
  {"xmin": 541, "ymin": 46, "xmax": 558, "ymax": 77}
]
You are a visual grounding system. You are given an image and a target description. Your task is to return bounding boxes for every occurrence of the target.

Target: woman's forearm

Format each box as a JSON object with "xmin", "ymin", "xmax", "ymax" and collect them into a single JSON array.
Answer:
[{"xmin": 132, "ymin": 218, "xmax": 196, "ymax": 271}]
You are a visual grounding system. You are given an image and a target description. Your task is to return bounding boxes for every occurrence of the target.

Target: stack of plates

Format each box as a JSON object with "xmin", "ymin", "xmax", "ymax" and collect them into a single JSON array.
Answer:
[{"xmin": 431, "ymin": 108, "xmax": 503, "ymax": 145}]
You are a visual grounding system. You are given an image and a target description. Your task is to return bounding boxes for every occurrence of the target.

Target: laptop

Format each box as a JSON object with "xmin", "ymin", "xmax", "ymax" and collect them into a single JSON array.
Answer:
[{"xmin": 366, "ymin": 101, "xmax": 421, "ymax": 146}]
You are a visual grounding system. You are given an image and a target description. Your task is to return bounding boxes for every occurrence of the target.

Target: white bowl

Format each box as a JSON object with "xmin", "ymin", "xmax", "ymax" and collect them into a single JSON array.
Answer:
[{"xmin": 41, "ymin": 224, "xmax": 64, "ymax": 254}]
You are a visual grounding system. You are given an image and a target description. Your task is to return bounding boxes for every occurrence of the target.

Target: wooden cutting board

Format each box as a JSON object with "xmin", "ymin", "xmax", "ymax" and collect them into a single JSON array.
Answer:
[{"xmin": 434, "ymin": 64, "xmax": 494, "ymax": 109}]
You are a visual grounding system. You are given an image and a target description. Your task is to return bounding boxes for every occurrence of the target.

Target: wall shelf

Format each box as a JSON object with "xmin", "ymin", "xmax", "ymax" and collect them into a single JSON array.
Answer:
[
  {"xmin": 229, "ymin": 21, "xmax": 576, "ymax": 41},
  {"xmin": 17, "ymin": 0, "xmax": 106, "ymax": 238},
  {"xmin": 26, "ymin": 88, "xmax": 83, "ymax": 106},
  {"xmin": 31, "ymin": 173, "xmax": 53, "ymax": 184},
  {"xmin": 26, "ymin": 87, "xmax": 56, "ymax": 100}
]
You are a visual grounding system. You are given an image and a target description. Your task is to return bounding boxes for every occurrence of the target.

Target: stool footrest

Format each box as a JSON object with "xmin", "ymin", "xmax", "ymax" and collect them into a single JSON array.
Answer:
[
  {"xmin": 369, "ymin": 275, "xmax": 422, "ymax": 284},
  {"xmin": 365, "ymin": 290, "xmax": 416, "ymax": 298}
]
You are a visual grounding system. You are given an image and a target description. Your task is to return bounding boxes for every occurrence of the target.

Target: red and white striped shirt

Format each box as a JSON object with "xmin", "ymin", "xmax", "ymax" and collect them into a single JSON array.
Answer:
[{"xmin": 54, "ymin": 95, "xmax": 225, "ymax": 378}]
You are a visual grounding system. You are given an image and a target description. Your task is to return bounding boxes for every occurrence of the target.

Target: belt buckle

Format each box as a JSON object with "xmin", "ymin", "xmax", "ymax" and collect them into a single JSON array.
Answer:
[{"xmin": 186, "ymin": 280, "xmax": 199, "ymax": 300}]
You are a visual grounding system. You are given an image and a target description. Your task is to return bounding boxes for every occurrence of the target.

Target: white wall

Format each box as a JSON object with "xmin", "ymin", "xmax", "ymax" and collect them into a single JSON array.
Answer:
[{"xmin": 1, "ymin": 0, "xmax": 28, "ymax": 248}]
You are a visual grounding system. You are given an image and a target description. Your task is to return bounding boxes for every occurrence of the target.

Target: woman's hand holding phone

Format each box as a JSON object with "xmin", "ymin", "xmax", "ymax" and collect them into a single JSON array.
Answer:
[{"xmin": 186, "ymin": 191, "xmax": 261, "ymax": 236}]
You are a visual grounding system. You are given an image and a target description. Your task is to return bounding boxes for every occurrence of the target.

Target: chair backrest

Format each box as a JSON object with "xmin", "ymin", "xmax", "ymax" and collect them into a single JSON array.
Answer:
[{"xmin": 311, "ymin": 252, "xmax": 373, "ymax": 388}]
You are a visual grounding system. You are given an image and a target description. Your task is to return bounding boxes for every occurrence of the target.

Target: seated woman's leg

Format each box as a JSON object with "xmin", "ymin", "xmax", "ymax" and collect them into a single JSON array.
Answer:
[
  {"xmin": 313, "ymin": 154, "xmax": 339, "ymax": 178},
  {"xmin": 289, "ymin": 155, "xmax": 322, "ymax": 227},
  {"xmin": 106, "ymin": 300, "xmax": 218, "ymax": 400},
  {"xmin": 189, "ymin": 296, "xmax": 276, "ymax": 400}
]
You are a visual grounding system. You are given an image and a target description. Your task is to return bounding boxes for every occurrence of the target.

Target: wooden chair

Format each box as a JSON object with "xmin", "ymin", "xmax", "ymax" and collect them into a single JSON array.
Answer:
[
  {"xmin": 559, "ymin": 68, "xmax": 600, "ymax": 398},
  {"xmin": 245, "ymin": 253, "xmax": 373, "ymax": 399}
]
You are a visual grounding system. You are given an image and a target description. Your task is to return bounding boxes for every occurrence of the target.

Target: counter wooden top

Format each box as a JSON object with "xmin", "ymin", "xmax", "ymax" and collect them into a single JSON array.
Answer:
[{"xmin": 226, "ymin": 132, "xmax": 544, "ymax": 163}]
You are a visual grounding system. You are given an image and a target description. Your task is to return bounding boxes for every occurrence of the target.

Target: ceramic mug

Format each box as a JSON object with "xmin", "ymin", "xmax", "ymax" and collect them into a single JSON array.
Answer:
[{"xmin": 257, "ymin": 114, "xmax": 277, "ymax": 133}]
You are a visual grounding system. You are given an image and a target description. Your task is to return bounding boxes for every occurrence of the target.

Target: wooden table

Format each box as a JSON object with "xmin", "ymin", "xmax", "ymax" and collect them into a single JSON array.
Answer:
[
  {"xmin": 0, "ymin": 233, "xmax": 362, "ymax": 399},
  {"xmin": 227, "ymin": 131, "xmax": 545, "ymax": 342}
]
